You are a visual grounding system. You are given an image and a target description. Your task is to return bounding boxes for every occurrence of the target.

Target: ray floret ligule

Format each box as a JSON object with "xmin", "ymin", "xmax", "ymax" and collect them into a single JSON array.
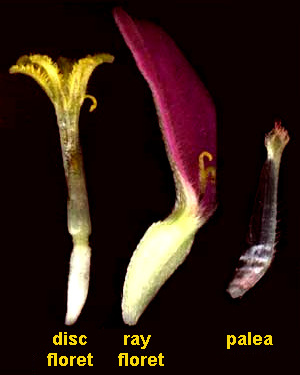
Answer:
[
  {"xmin": 227, "ymin": 122, "xmax": 289, "ymax": 299},
  {"xmin": 113, "ymin": 7, "xmax": 217, "ymax": 325},
  {"xmin": 10, "ymin": 53, "xmax": 114, "ymax": 325}
]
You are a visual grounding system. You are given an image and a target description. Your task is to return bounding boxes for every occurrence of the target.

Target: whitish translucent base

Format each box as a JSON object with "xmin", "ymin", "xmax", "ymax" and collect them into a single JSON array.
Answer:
[{"xmin": 65, "ymin": 245, "xmax": 91, "ymax": 325}]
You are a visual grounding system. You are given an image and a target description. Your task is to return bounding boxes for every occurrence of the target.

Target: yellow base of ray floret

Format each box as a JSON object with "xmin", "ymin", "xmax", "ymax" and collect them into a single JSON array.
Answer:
[
  {"xmin": 122, "ymin": 172, "xmax": 207, "ymax": 326},
  {"xmin": 122, "ymin": 208, "xmax": 201, "ymax": 325},
  {"xmin": 122, "ymin": 150, "xmax": 216, "ymax": 325}
]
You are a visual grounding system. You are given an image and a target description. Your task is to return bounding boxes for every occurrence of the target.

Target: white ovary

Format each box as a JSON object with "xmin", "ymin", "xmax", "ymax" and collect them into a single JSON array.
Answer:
[
  {"xmin": 122, "ymin": 209, "xmax": 200, "ymax": 326},
  {"xmin": 65, "ymin": 244, "xmax": 91, "ymax": 326}
]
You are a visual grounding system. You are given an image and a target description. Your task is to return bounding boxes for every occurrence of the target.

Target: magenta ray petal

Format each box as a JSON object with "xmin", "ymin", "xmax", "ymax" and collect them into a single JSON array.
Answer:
[{"xmin": 113, "ymin": 7, "xmax": 216, "ymax": 215}]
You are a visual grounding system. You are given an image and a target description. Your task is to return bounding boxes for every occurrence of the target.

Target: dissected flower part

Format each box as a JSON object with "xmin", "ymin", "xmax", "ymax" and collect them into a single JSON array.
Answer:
[
  {"xmin": 227, "ymin": 123, "xmax": 289, "ymax": 299},
  {"xmin": 10, "ymin": 53, "xmax": 114, "ymax": 325},
  {"xmin": 113, "ymin": 7, "xmax": 217, "ymax": 325}
]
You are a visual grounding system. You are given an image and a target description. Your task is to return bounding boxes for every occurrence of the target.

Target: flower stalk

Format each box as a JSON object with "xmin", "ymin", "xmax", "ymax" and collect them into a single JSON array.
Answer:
[{"xmin": 10, "ymin": 53, "xmax": 114, "ymax": 325}]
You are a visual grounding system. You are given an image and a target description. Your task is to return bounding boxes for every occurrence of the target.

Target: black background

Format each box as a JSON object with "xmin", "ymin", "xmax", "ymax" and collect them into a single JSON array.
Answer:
[{"xmin": 0, "ymin": 0, "xmax": 299, "ymax": 373}]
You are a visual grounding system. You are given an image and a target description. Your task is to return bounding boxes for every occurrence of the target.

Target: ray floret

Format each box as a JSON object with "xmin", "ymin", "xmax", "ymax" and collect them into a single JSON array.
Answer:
[{"xmin": 113, "ymin": 7, "xmax": 217, "ymax": 325}]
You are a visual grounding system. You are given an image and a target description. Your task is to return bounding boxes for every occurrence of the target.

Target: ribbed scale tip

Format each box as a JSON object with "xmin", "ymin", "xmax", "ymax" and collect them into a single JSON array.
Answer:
[{"xmin": 265, "ymin": 122, "xmax": 290, "ymax": 163}]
